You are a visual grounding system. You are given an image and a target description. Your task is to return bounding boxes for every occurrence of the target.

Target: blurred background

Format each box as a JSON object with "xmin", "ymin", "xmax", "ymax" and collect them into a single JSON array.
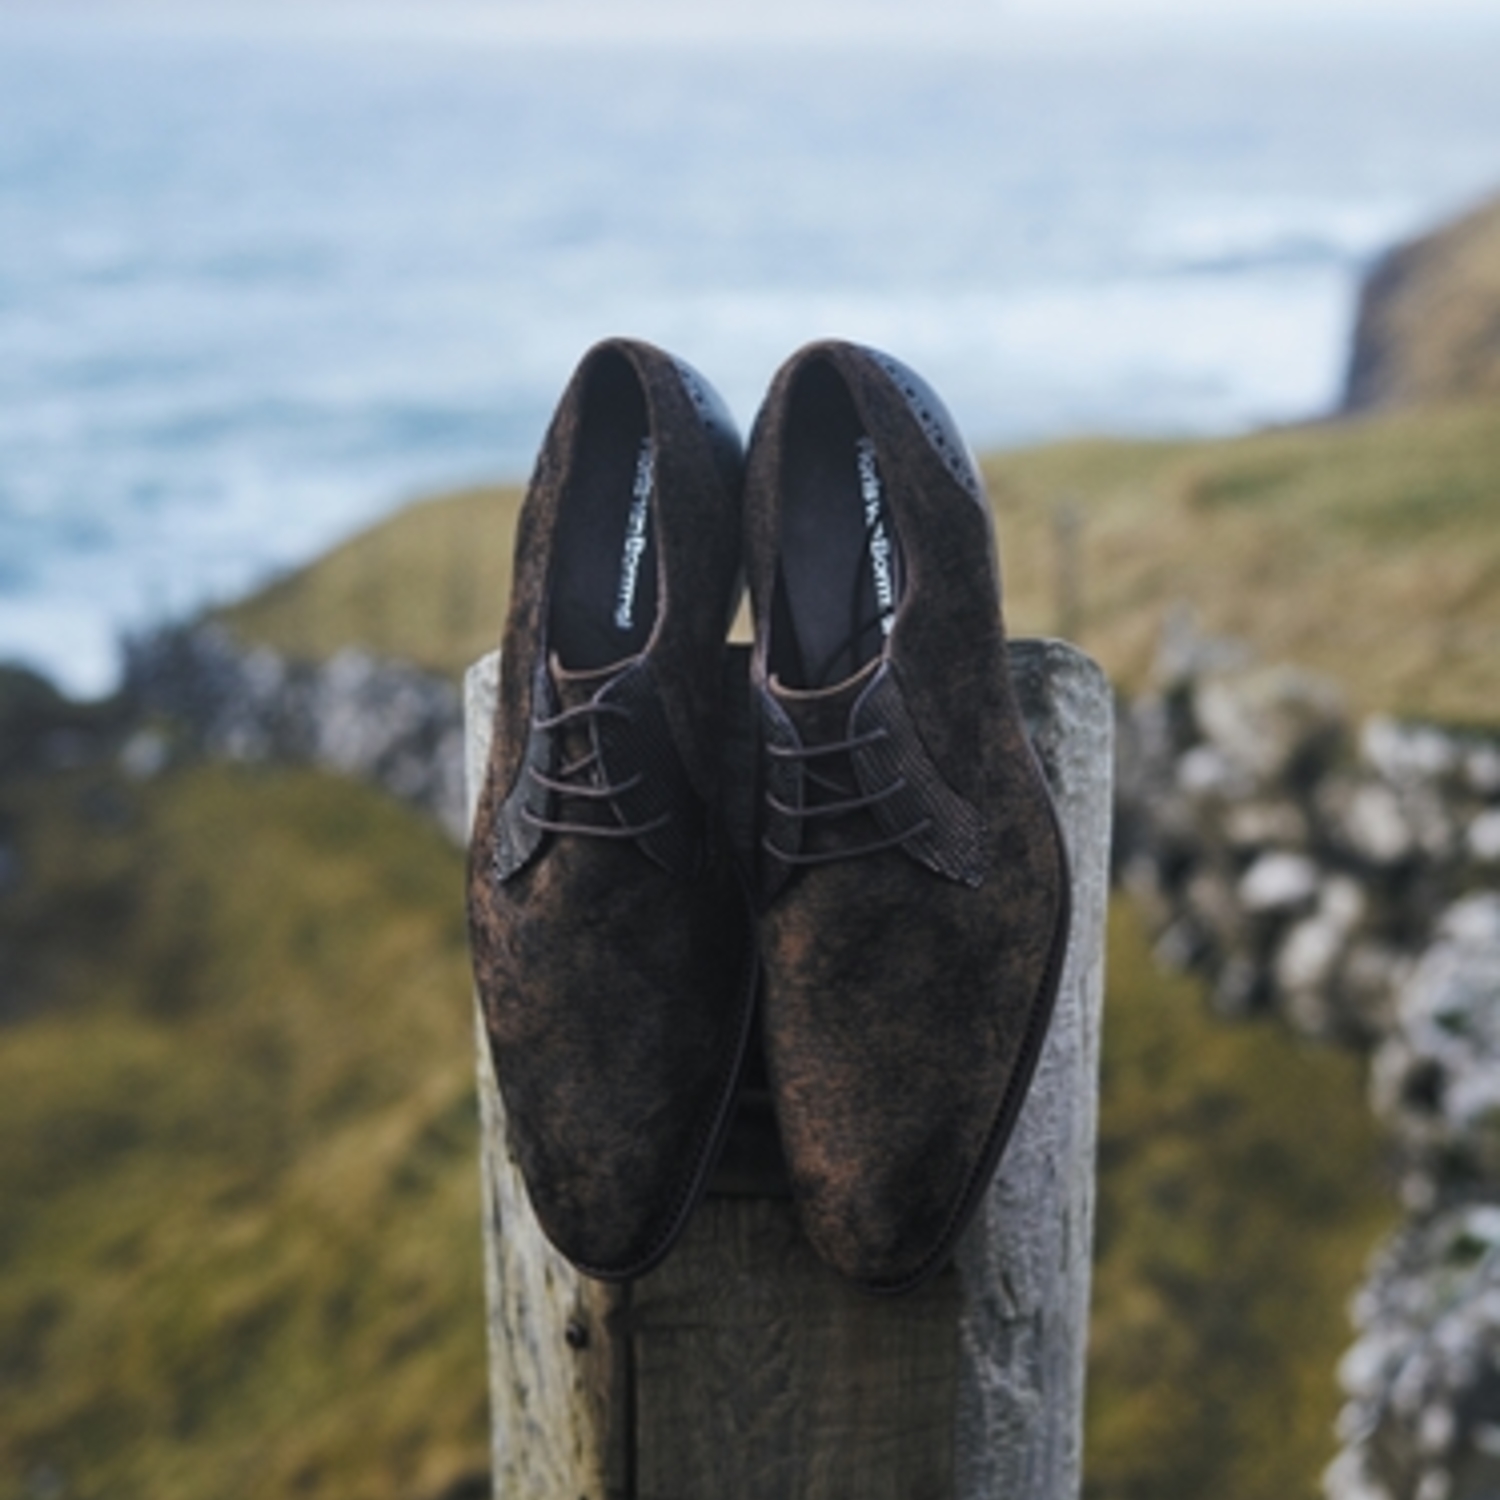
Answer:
[
  {"xmin": 4, "ymin": 0, "xmax": 1499, "ymax": 695},
  {"xmin": 2, "ymin": 2, "xmax": 1499, "ymax": 1498}
]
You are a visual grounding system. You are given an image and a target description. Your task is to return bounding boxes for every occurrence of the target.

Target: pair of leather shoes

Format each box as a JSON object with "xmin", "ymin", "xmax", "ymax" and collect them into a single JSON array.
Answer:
[{"xmin": 467, "ymin": 337, "xmax": 1070, "ymax": 1295}]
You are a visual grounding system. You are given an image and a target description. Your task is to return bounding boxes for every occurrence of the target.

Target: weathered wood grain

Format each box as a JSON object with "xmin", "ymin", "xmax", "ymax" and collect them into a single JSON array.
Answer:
[
  {"xmin": 465, "ymin": 638, "xmax": 1112, "ymax": 1500},
  {"xmin": 954, "ymin": 638, "xmax": 1113, "ymax": 1500},
  {"xmin": 632, "ymin": 1196, "xmax": 960, "ymax": 1500}
]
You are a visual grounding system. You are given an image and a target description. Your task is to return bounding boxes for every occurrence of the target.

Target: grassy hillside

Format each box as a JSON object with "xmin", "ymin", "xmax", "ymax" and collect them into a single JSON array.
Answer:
[
  {"xmin": 1085, "ymin": 903, "xmax": 1393, "ymax": 1500},
  {"xmin": 987, "ymin": 402, "xmax": 1500, "ymax": 725},
  {"xmin": 0, "ymin": 755, "xmax": 1391, "ymax": 1500},
  {"xmin": 221, "ymin": 484, "xmax": 525, "ymax": 687},
  {"xmin": 222, "ymin": 401, "xmax": 1500, "ymax": 725},
  {"xmin": 15, "ymin": 400, "xmax": 1467, "ymax": 1497},
  {"xmin": 0, "ymin": 764, "xmax": 488, "ymax": 1500}
]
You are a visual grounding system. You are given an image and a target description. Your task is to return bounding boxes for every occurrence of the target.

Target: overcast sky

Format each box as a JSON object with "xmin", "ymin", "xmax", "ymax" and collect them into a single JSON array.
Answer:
[{"xmin": 8, "ymin": 0, "xmax": 1499, "ymax": 48}]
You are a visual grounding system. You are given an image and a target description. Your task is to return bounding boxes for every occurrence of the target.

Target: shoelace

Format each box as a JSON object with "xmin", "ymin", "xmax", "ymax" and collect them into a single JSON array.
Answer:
[
  {"xmin": 761, "ymin": 726, "xmax": 931, "ymax": 866},
  {"xmin": 522, "ymin": 699, "xmax": 672, "ymax": 841},
  {"xmin": 764, "ymin": 455, "xmax": 921, "ymax": 866}
]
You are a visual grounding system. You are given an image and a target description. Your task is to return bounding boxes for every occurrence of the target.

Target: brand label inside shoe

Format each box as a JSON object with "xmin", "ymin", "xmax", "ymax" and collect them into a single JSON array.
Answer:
[
  {"xmin": 613, "ymin": 438, "xmax": 654, "ymax": 631},
  {"xmin": 856, "ymin": 437, "xmax": 897, "ymax": 637}
]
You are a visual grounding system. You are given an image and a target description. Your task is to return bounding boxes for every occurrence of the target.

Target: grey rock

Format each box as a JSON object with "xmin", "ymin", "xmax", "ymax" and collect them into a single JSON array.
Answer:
[
  {"xmin": 1277, "ymin": 876, "xmax": 1368, "ymax": 995},
  {"xmin": 1341, "ymin": 782, "xmax": 1418, "ymax": 866},
  {"xmin": 1371, "ymin": 896, "xmax": 1500, "ymax": 1199},
  {"xmin": 1327, "ymin": 1204, "xmax": 1500, "ymax": 1500},
  {"xmin": 1177, "ymin": 743, "xmax": 1256, "ymax": 802},
  {"xmin": 1468, "ymin": 810, "xmax": 1500, "ymax": 866},
  {"xmin": 1224, "ymin": 798, "xmax": 1312, "ymax": 850},
  {"xmin": 118, "ymin": 728, "xmax": 171, "ymax": 781},
  {"xmin": 1406, "ymin": 788, "xmax": 1459, "ymax": 862},
  {"xmin": 1337, "ymin": 778, "xmax": 1459, "ymax": 864},
  {"xmin": 1442, "ymin": 897, "xmax": 1500, "ymax": 950},
  {"xmin": 1362, "ymin": 717, "xmax": 1462, "ymax": 788},
  {"xmin": 1195, "ymin": 665, "xmax": 1346, "ymax": 784},
  {"xmin": 1465, "ymin": 744, "xmax": 1500, "ymax": 799},
  {"xmin": 1239, "ymin": 850, "xmax": 1320, "ymax": 914},
  {"xmin": 1341, "ymin": 941, "xmax": 1407, "ymax": 1035}
]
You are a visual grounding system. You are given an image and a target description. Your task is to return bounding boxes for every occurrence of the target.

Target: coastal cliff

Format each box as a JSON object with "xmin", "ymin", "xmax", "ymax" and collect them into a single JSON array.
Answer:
[{"xmin": 1344, "ymin": 193, "xmax": 1500, "ymax": 413}]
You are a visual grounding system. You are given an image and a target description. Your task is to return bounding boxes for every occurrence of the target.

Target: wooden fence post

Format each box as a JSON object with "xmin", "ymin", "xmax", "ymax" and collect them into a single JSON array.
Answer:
[{"xmin": 465, "ymin": 638, "xmax": 1113, "ymax": 1500}]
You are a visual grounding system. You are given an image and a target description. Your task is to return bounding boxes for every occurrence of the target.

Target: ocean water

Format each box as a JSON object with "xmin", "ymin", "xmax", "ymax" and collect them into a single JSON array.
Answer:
[{"xmin": 3, "ymin": 15, "xmax": 1500, "ymax": 695}]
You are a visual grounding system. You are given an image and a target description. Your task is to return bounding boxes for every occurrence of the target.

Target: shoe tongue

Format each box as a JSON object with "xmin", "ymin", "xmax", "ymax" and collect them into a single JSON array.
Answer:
[
  {"xmin": 768, "ymin": 656, "xmax": 879, "ymax": 747},
  {"xmin": 548, "ymin": 652, "xmax": 630, "ymax": 712}
]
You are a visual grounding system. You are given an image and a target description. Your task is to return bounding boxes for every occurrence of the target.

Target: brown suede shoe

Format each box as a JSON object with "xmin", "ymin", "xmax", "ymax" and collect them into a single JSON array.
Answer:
[
  {"xmin": 745, "ymin": 340, "xmax": 1071, "ymax": 1295},
  {"xmin": 467, "ymin": 338, "xmax": 755, "ymax": 1281}
]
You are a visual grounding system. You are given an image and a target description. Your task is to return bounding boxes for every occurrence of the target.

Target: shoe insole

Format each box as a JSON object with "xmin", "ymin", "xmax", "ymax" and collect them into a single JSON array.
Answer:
[
  {"xmin": 549, "ymin": 353, "xmax": 661, "ymax": 672},
  {"xmin": 771, "ymin": 362, "xmax": 904, "ymax": 690}
]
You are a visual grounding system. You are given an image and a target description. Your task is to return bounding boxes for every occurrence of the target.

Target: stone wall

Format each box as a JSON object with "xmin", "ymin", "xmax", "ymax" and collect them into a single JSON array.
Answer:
[
  {"xmin": 120, "ymin": 623, "xmax": 469, "ymax": 842},
  {"xmin": 1114, "ymin": 617, "xmax": 1500, "ymax": 1500}
]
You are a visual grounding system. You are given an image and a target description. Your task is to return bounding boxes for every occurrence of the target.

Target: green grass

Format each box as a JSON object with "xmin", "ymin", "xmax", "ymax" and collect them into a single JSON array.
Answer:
[
  {"xmin": 221, "ymin": 401, "xmax": 1500, "ymax": 725},
  {"xmin": 0, "ymin": 765, "xmax": 488, "ymax": 1500},
  {"xmin": 1085, "ymin": 902, "xmax": 1395, "ymax": 1500},
  {"xmin": 220, "ymin": 484, "xmax": 524, "ymax": 686},
  {"xmin": 983, "ymin": 401, "xmax": 1500, "ymax": 725}
]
